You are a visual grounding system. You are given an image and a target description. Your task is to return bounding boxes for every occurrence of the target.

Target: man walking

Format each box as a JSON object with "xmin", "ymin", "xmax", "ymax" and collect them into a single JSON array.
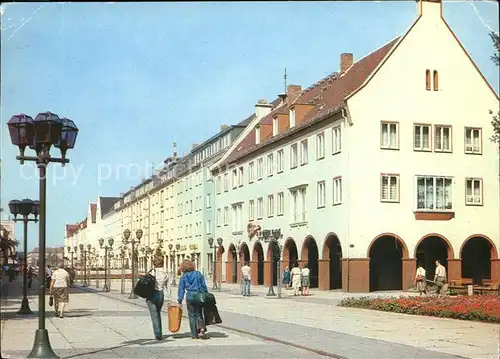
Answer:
[
  {"xmin": 434, "ymin": 260, "xmax": 447, "ymax": 296},
  {"xmin": 241, "ymin": 262, "xmax": 251, "ymax": 297}
]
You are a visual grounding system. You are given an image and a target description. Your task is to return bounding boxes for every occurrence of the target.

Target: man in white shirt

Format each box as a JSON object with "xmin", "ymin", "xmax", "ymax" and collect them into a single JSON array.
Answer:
[
  {"xmin": 241, "ymin": 262, "xmax": 251, "ymax": 297},
  {"xmin": 434, "ymin": 260, "xmax": 447, "ymax": 296}
]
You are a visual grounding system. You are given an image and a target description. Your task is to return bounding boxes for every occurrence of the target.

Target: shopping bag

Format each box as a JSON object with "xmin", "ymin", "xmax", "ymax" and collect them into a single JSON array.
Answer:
[
  {"xmin": 133, "ymin": 271, "xmax": 156, "ymax": 299},
  {"xmin": 168, "ymin": 304, "xmax": 182, "ymax": 333}
]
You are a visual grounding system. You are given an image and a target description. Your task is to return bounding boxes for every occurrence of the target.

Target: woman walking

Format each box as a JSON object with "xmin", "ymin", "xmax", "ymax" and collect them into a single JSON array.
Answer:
[
  {"xmin": 283, "ymin": 266, "xmax": 291, "ymax": 288},
  {"xmin": 415, "ymin": 263, "xmax": 427, "ymax": 296},
  {"xmin": 301, "ymin": 263, "xmax": 311, "ymax": 296},
  {"xmin": 50, "ymin": 264, "xmax": 70, "ymax": 318},
  {"xmin": 177, "ymin": 259, "xmax": 208, "ymax": 339},
  {"xmin": 147, "ymin": 256, "xmax": 170, "ymax": 340},
  {"xmin": 290, "ymin": 262, "xmax": 302, "ymax": 296}
]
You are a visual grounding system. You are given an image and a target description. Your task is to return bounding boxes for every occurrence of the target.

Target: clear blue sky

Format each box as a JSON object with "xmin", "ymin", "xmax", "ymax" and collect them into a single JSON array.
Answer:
[{"xmin": 1, "ymin": 1, "xmax": 498, "ymax": 251}]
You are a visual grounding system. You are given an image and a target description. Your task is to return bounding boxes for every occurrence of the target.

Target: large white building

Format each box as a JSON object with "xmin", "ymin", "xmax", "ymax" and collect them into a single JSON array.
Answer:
[{"xmin": 210, "ymin": 0, "xmax": 499, "ymax": 292}]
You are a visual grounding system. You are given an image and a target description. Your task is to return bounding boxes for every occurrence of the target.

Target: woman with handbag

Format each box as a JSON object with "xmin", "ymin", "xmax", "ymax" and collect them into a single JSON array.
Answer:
[
  {"xmin": 147, "ymin": 256, "xmax": 170, "ymax": 340},
  {"xmin": 415, "ymin": 263, "xmax": 426, "ymax": 296},
  {"xmin": 177, "ymin": 259, "xmax": 208, "ymax": 339},
  {"xmin": 49, "ymin": 264, "xmax": 70, "ymax": 318}
]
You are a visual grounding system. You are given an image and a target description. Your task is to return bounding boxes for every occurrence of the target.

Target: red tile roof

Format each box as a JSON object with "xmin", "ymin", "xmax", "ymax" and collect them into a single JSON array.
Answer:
[
  {"xmin": 221, "ymin": 37, "xmax": 399, "ymax": 166},
  {"xmin": 65, "ymin": 224, "xmax": 79, "ymax": 239}
]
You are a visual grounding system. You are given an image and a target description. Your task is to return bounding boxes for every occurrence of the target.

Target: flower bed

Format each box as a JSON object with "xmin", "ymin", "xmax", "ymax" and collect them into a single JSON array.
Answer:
[{"xmin": 339, "ymin": 295, "xmax": 500, "ymax": 323}]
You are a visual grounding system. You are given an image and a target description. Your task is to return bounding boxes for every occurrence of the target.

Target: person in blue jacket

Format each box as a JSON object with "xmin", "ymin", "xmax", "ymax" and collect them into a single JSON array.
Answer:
[{"xmin": 177, "ymin": 259, "xmax": 208, "ymax": 339}]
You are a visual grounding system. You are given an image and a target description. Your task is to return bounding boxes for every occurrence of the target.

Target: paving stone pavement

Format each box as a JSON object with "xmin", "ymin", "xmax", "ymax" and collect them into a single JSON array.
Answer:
[{"xmin": 0, "ymin": 279, "xmax": 328, "ymax": 359}]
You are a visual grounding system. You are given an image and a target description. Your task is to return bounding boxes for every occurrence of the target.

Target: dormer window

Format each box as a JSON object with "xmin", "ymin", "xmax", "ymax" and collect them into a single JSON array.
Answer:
[
  {"xmin": 272, "ymin": 117, "xmax": 278, "ymax": 136},
  {"xmin": 290, "ymin": 109, "xmax": 296, "ymax": 128},
  {"xmin": 255, "ymin": 125, "xmax": 261, "ymax": 145}
]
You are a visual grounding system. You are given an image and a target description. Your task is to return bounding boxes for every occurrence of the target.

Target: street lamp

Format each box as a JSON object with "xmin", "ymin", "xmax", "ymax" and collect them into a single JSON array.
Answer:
[
  {"xmin": 9, "ymin": 198, "xmax": 39, "ymax": 314},
  {"xmin": 8, "ymin": 111, "xmax": 78, "ymax": 359},
  {"xmin": 208, "ymin": 237, "xmax": 223, "ymax": 291},
  {"xmin": 119, "ymin": 245, "xmax": 126, "ymax": 294},
  {"xmin": 261, "ymin": 229, "xmax": 282, "ymax": 297},
  {"xmin": 123, "ymin": 228, "xmax": 142, "ymax": 299},
  {"xmin": 78, "ymin": 244, "xmax": 88, "ymax": 287},
  {"xmin": 168, "ymin": 243, "xmax": 177, "ymax": 286},
  {"xmin": 99, "ymin": 237, "xmax": 114, "ymax": 292}
]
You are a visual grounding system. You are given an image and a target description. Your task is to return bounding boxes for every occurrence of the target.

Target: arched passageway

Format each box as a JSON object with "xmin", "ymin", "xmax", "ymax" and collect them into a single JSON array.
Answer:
[
  {"xmin": 215, "ymin": 243, "xmax": 224, "ymax": 282},
  {"xmin": 369, "ymin": 234, "xmax": 407, "ymax": 291},
  {"xmin": 283, "ymin": 238, "xmax": 299, "ymax": 270},
  {"xmin": 267, "ymin": 241, "xmax": 279, "ymax": 286},
  {"xmin": 461, "ymin": 236, "xmax": 497, "ymax": 284},
  {"xmin": 323, "ymin": 234, "xmax": 342, "ymax": 290},
  {"xmin": 415, "ymin": 235, "xmax": 453, "ymax": 280},
  {"xmin": 301, "ymin": 237, "xmax": 319, "ymax": 288},
  {"xmin": 253, "ymin": 242, "xmax": 264, "ymax": 285},
  {"xmin": 239, "ymin": 243, "xmax": 250, "ymax": 263},
  {"xmin": 227, "ymin": 244, "xmax": 238, "ymax": 283}
]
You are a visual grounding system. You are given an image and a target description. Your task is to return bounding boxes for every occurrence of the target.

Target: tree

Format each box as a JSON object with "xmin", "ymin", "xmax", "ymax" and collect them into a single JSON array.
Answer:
[
  {"xmin": 0, "ymin": 237, "xmax": 19, "ymax": 266},
  {"xmin": 490, "ymin": 32, "xmax": 500, "ymax": 143}
]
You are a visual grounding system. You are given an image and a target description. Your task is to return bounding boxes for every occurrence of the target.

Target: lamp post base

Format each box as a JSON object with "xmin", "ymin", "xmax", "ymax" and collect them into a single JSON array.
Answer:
[
  {"xmin": 212, "ymin": 283, "xmax": 218, "ymax": 290},
  {"xmin": 266, "ymin": 286, "xmax": 276, "ymax": 297},
  {"xmin": 102, "ymin": 284, "xmax": 109, "ymax": 292},
  {"xmin": 27, "ymin": 329, "xmax": 59, "ymax": 359},
  {"xmin": 128, "ymin": 291, "xmax": 138, "ymax": 299},
  {"xmin": 17, "ymin": 297, "xmax": 33, "ymax": 314}
]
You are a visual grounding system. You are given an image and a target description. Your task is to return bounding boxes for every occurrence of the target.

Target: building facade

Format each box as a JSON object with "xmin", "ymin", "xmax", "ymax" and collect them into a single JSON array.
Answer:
[{"xmin": 210, "ymin": 0, "xmax": 499, "ymax": 292}]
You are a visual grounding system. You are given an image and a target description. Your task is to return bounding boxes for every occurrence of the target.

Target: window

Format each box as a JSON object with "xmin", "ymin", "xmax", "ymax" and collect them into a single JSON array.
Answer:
[
  {"xmin": 255, "ymin": 126, "xmax": 261, "ymax": 145},
  {"xmin": 425, "ymin": 69, "xmax": 431, "ymax": 91},
  {"xmin": 223, "ymin": 206, "xmax": 229, "ymax": 226},
  {"xmin": 277, "ymin": 192, "xmax": 284, "ymax": 216},
  {"xmin": 272, "ymin": 117, "xmax": 278, "ymax": 136},
  {"xmin": 416, "ymin": 176, "xmax": 453, "ymax": 211},
  {"xmin": 465, "ymin": 128, "xmax": 482, "ymax": 154},
  {"xmin": 332, "ymin": 126, "xmax": 341, "ymax": 154},
  {"xmin": 232, "ymin": 169, "xmax": 238, "ymax": 189},
  {"xmin": 300, "ymin": 140, "xmax": 308, "ymax": 165},
  {"xmin": 249, "ymin": 162, "xmax": 255, "ymax": 183},
  {"xmin": 381, "ymin": 122, "xmax": 399, "ymax": 149},
  {"xmin": 206, "ymin": 193, "xmax": 212, "ymax": 208},
  {"xmin": 206, "ymin": 220, "xmax": 212, "ymax": 235},
  {"xmin": 290, "ymin": 187, "xmax": 307, "ymax": 223},
  {"xmin": 257, "ymin": 158, "xmax": 263, "ymax": 180},
  {"xmin": 224, "ymin": 173, "xmax": 229, "ymax": 192},
  {"xmin": 290, "ymin": 109, "xmax": 296, "ymax": 128},
  {"xmin": 433, "ymin": 70, "xmax": 439, "ymax": 91},
  {"xmin": 267, "ymin": 195, "xmax": 274, "ymax": 217},
  {"xmin": 333, "ymin": 177, "xmax": 342, "ymax": 205},
  {"xmin": 231, "ymin": 203, "xmax": 243, "ymax": 232},
  {"xmin": 277, "ymin": 149, "xmax": 284, "ymax": 173},
  {"xmin": 238, "ymin": 166, "xmax": 244, "ymax": 187},
  {"xmin": 290, "ymin": 144, "xmax": 298, "ymax": 168},
  {"xmin": 435, "ymin": 125, "xmax": 451, "ymax": 152},
  {"xmin": 381, "ymin": 174, "xmax": 399, "ymax": 202},
  {"xmin": 414, "ymin": 124, "xmax": 431, "ymax": 151},
  {"xmin": 465, "ymin": 178, "xmax": 482, "ymax": 205},
  {"xmin": 317, "ymin": 181, "xmax": 326, "ymax": 208},
  {"xmin": 257, "ymin": 197, "xmax": 263, "ymax": 219},
  {"xmin": 267, "ymin": 154, "xmax": 273, "ymax": 176},
  {"xmin": 249, "ymin": 200, "xmax": 255, "ymax": 220},
  {"xmin": 316, "ymin": 132, "xmax": 325, "ymax": 160},
  {"xmin": 216, "ymin": 176, "xmax": 222, "ymax": 194}
]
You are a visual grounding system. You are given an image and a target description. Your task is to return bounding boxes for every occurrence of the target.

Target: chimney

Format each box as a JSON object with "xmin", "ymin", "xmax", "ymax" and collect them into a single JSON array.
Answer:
[
  {"xmin": 287, "ymin": 85, "xmax": 302, "ymax": 104},
  {"xmin": 220, "ymin": 124, "xmax": 229, "ymax": 132},
  {"xmin": 255, "ymin": 98, "xmax": 273, "ymax": 119},
  {"xmin": 278, "ymin": 93, "xmax": 287, "ymax": 105},
  {"xmin": 340, "ymin": 53, "xmax": 353, "ymax": 73},
  {"xmin": 192, "ymin": 142, "xmax": 199, "ymax": 149},
  {"xmin": 417, "ymin": 0, "xmax": 442, "ymax": 17}
]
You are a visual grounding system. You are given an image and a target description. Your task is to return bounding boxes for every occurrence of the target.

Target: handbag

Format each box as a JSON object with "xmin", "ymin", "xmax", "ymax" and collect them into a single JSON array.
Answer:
[
  {"xmin": 134, "ymin": 269, "xmax": 156, "ymax": 299},
  {"xmin": 192, "ymin": 292, "xmax": 216, "ymax": 306},
  {"xmin": 49, "ymin": 296, "xmax": 54, "ymax": 307}
]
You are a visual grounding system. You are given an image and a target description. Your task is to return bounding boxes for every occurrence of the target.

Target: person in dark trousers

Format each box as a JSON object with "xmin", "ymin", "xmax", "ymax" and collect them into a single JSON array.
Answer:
[
  {"xmin": 177, "ymin": 259, "xmax": 208, "ymax": 339},
  {"xmin": 146, "ymin": 256, "xmax": 170, "ymax": 340}
]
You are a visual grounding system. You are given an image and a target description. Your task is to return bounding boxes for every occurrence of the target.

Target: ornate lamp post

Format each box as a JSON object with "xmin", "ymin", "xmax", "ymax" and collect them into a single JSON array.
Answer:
[
  {"xmin": 123, "ymin": 228, "xmax": 142, "ymax": 299},
  {"xmin": 78, "ymin": 244, "xmax": 87, "ymax": 287},
  {"xmin": 93, "ymin": 249, "xmax": 100, "ymax": 289},
  {"xmin": 208, "ymin": 237, "xmax": 223, "ymax": 291},
  {"xmin": 120, "ymin": 245, "xmax": 126, "ymax": 294},
  {"xmin": 99, "ymin": 237, "xmax": 114, "ymax": 292},
  {"xmin": 168, "ymin": 244, "xmax": 177, "ymax": 286},
  {"xmin": 261, "ymin": 229, "xmax": 282, "ymax": 297},
  {"xmin": 7, "ymin": 112, "xmax": 78, "ymax": 359},
  {"xmin": 9, "ymin": 198, "xmax": 39, "ymax": 314}
]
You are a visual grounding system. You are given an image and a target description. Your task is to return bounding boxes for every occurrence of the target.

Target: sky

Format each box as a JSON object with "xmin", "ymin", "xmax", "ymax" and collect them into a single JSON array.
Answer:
[{"xmin": 1, "ymin": 1, "xmax": 499, "ymax": 251}]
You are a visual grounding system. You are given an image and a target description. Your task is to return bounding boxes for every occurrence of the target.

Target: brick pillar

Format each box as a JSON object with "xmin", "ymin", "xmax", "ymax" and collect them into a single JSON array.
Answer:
[
  {"xmin": 447, "ymin": 259, "xmax": 461, "ymax": 282},
  {"xmin": 491, "ymin": 259, "xmax": 500, "ymax": 282},
  {"xmin": 237, "ymin": 260, "xmax": 242, "ymax": 283},
  {"xmin": 250, "ymin": 261, "xmax": 258, "ymax": 285},
  {"xmin": 342, "ymin": 258, "xmax": 369, "ymax": 293},
  {"xmin": 264, "ymin": 261, "xmax": 270, "ymax": 286},
  {"xmin": 318, "ymin": 259, "xmax": 330, "ymax": 290},
  {"xmin": 402, "ymin": 258, "xmax": 416, "ymax": 291},
  {"xmin": 226, "ymin": 261, "xmax": 233, "ymax": 284}
]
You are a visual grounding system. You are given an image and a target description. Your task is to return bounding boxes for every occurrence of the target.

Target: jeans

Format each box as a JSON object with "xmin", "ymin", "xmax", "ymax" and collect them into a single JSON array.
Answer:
[
  {"xmin": 146, "ymin": 290, "xmax": 164, "ymax": 339},
  {"xmin": 243, "ymin": 279, "xmax": 251, "ymax": 296},
  {"xmin": 186, "ymin": 299, "xmax": 205, "ymax": 338}
]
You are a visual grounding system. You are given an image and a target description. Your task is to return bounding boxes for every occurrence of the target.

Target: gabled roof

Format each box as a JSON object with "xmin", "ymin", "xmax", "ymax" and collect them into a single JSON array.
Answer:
[
  {"xmin": 221, "ymin": 37, "xmax": 399, "ymax": 166},
  {"xmin": 99, "ymin": 197, "xmax": 120, "ymax": 218},
  {"xmin": 65, "ymin": 224, "xmax": 79, "ymax": 239}
]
